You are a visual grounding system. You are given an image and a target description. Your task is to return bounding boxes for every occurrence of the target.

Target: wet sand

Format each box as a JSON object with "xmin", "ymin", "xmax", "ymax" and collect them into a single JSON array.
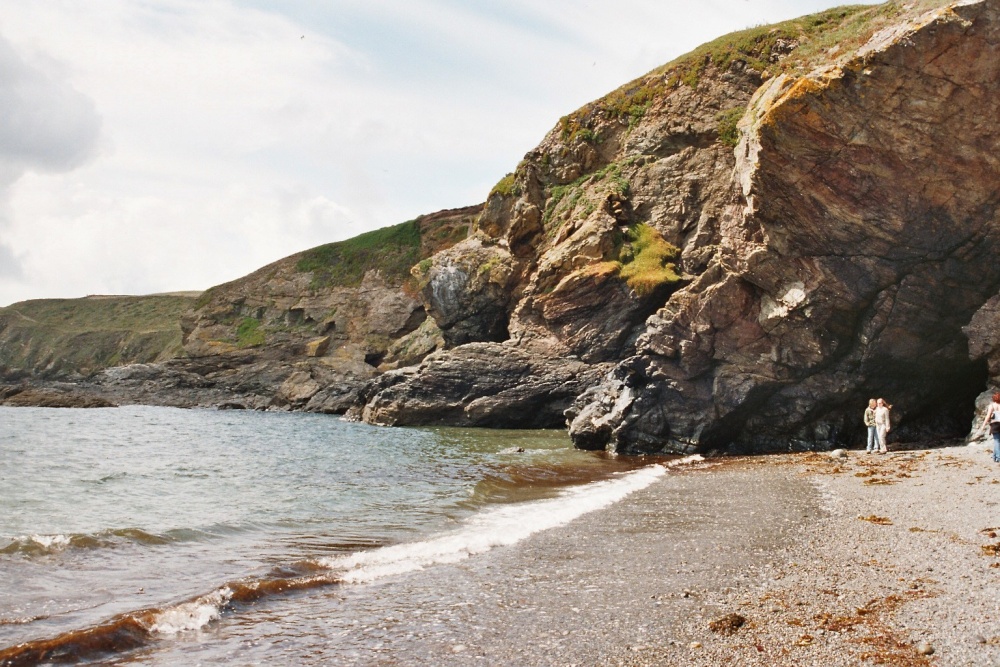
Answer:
[{"xmin": 108, "ymin": 444, "xmax": 1000, "ymax": 666}]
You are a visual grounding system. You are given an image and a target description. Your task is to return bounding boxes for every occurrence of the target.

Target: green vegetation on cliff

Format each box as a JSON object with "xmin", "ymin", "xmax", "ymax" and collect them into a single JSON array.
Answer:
[
  {"xmin": 559, "ymin": 1, "xmax": 949, "ymax": 144},
  {"xmin": 297, "ymin": 220, "xmax": 423, "ymax": 289},
  {"xmin": 294, "ymin": 207, "xmax": 479, "ymax": 291},
  {"xmin": 617, "ymin": 224, "xmax": 682, "ymax": 295},
  {"xmin": 716, "ymin": 106, "xmax": 747, "ymax": 147},
  {"xmin": 543, "ymin": 159, "xmax": 634, "ymax": 228},
  {"xmin": 0, "ymin": 294, "xmax": 197, "ymax": 379},
  {"xmin": 489, "ymin": 173, "xmax": 521, "ymax": 199},
  {"xmin": 236, "ymin": 316, "xmax": 265, "ymax": 348},
  {"xmin": 583, "ymin": 224, "xmax": 682, "ymax": 296}
]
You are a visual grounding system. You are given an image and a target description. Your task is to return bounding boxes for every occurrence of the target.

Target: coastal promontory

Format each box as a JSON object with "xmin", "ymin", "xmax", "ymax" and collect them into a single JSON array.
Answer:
[{"xmin": 4, "ymin": 0, "xmax": 1000, "ymax": 456}]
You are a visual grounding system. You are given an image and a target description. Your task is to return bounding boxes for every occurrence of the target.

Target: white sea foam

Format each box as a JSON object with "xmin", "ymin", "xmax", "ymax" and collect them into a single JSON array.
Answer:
[
  {"xmin": 27, "ymin": 534, "xmax": 72, "ymax": 550},
  {"xmin": 666, "ymin": 454, "xmax": 704, "ymax": 468},
  {"xmin": 320, "ymin": 464, "xmax": 667, "ymax": 584},
  {"xmin": 146, "ymin": 587, "xmax": 233, "ymax": 634}
]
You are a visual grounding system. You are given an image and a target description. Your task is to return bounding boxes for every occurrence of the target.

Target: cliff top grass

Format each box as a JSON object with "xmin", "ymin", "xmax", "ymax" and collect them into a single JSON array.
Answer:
[
  {"xmin": 297, "ymin": 220, "xmax": 423, "ymax": 289},
  {"xmin": 295, "ymin": 206, "xmax": 479, "ymax": 290},
  {"xmin": 559, "ymin": 0, "xmax": 952, "ymax": 143},
  {"xmin": 0, "ymin": 294, "xmax": 196, "ymax": 333},
  {"xmin": 0, "ymin": 295, "xmax": 196, "ymax": 376}
]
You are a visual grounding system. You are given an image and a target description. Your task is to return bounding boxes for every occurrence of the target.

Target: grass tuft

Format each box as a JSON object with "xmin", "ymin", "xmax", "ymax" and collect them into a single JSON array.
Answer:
[
  {"xmin": 490, "ymin": 173, "xmax": 521, "ymax": 198},
  {"xmin": 616, "ymin": 224, "xmax": 682, "ymax": 295},
  {"xmin": 716, "ymin": 106, "xmax": 747, "ymax": 147},
  {"xmin": 543, "ymin": 159, "xmax": 635, "ymax": 228}
]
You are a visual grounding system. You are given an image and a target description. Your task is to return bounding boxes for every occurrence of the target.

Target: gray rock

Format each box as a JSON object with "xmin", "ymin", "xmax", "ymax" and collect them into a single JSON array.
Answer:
[{"xmin": 354, "ymin": 342, "xmax": 609, "ymax": 429}]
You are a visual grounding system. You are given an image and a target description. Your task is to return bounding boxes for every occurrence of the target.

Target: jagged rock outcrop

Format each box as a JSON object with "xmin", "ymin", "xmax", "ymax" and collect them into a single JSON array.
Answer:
[
  {"xmin": 569, "ymin": 0, "xmax": 1000, "ymax": 453},
  {"xmin": 86, "ymin": 348, "xmax": 378, "ymax": 412},
  {"xmin": 351, "ymin": 342, "xmax": 610, "ymax": 428},
  {"xmin": 357, "ymin": 0, "xmax": 1000, "ymax": 452},
  {"xmin": 415, "ymin": 235, "xmax": 517, "ymax": 347}
]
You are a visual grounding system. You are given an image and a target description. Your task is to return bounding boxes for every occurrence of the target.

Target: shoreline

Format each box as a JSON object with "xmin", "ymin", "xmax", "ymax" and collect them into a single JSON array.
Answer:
[
  {"xmin": 183, "ymin": 442, "xmax": 997, "ymax": 666},
  {"xmin": 3, "ymin": 439, "xmax": 997, "ymax": 665}
]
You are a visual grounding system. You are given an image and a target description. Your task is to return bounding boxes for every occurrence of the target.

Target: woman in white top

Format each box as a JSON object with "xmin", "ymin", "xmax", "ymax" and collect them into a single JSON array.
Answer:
[
  {"xmin": 978, "ymin": 391, "xmax": 1000, "ymax": 463},
  {"xmin": 874, "ymin": 398, "xmax": 892, "ymax": 454}
]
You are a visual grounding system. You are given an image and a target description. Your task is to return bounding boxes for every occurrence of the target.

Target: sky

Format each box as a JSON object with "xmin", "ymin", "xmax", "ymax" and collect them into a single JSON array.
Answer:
[{"xmin": 0, "ymin": 0, "xmax": 877, "ymax": 307}]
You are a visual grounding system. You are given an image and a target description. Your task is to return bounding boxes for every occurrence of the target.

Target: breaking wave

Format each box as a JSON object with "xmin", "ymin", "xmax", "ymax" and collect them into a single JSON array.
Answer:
[
  {"xmin": 0, "ymin": 463, "xmax": 677, "ymax": 666},
  {"xmin": 0, "ymin": 528, "xmax": 198, "ymax": 558}
]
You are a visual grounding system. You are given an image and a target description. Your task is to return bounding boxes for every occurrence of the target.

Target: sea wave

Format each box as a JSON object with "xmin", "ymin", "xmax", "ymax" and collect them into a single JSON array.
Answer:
[
  {"xmin": 0, "ymin": 464, "xmax": 672, "ymax": 665},
  {"xmin": 0, "ymin": 527, "xmax": 196, "ymax": 558},
  {"xmin": 0, "ymin": 568, "xmax": 341, "ymax": 667},
  {"xmin": 319, "ymin": 464, "xmax": 667, "ymax": 583}
]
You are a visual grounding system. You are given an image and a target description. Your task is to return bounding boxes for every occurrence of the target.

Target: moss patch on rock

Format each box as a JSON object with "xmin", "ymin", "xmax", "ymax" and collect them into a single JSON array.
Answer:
[
  {"xmin": 617, "ymin": 224, "xmax": 682, "ymax": 295},
  {"xmin": 716, "ymin": 106, "xmax": 747, "ymax": 147},
  {"xmin": 543, "ymin": 159, "xmax": 635, "ymax": 229},
  {"xmin": 236, "ymin": 316, "xmax": 265, "ymax": 348},
  {"xmin": 490, "ymin": 173, "xmax": 521, "ymax": 198}
]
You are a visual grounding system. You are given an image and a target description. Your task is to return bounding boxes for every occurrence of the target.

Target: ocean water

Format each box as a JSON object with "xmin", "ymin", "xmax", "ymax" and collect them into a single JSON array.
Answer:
[{"xmin": 0, "ymin": 405, "xmax": 667, "ymax": 665}]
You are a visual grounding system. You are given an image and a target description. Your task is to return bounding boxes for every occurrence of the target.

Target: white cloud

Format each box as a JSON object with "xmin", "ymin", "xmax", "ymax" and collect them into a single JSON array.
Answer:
[
  {"xmin": 0, "ymin": 30, "xmax": 101, "ymax": 289},
  {"xmin": 0, "ymin": 34, "xmax": 101, "ymax": 180},
  {"xmin": 0, "ymin": 0, "xmax": 874, "ymax": 306}
]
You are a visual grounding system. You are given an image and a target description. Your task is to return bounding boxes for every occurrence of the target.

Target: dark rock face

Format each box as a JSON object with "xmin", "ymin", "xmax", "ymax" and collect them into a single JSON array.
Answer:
[
  {"xmin": 570, "ymin": 1, "xmax": 1000, "ymax": 454},
  {"xmin": 352, "ymin": 342, "xmax": 609, "ymax": 428}
]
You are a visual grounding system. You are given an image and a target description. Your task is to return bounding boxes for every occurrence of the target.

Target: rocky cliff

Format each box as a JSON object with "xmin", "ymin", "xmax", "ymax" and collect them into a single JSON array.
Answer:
[
  {"xmin": 82, "ymin": 206, "xmax": 482, "ymax": 410},
  {"xmin": 354, "ymin": 0, "xmax": 1000, "ymax": 452}
]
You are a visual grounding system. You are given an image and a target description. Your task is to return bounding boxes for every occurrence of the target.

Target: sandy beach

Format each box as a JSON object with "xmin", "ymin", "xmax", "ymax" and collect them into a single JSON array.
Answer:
[{"xmin": 207, "ymin": 442, "xmax": 1000, "ymax": 667}]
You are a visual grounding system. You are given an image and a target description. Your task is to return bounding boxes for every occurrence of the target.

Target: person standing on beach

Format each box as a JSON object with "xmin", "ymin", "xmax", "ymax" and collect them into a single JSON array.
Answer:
[
  {"xmin": 977, "ymin": 392, "xmax": 1000, "ymax": 463},
  {"xmin": 874, "ymin": 398, "xmax": 891, "ymax": 453},
  {"xmin": 864, "ymin": 399, "xmax": 879, "ymax": 453}
]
